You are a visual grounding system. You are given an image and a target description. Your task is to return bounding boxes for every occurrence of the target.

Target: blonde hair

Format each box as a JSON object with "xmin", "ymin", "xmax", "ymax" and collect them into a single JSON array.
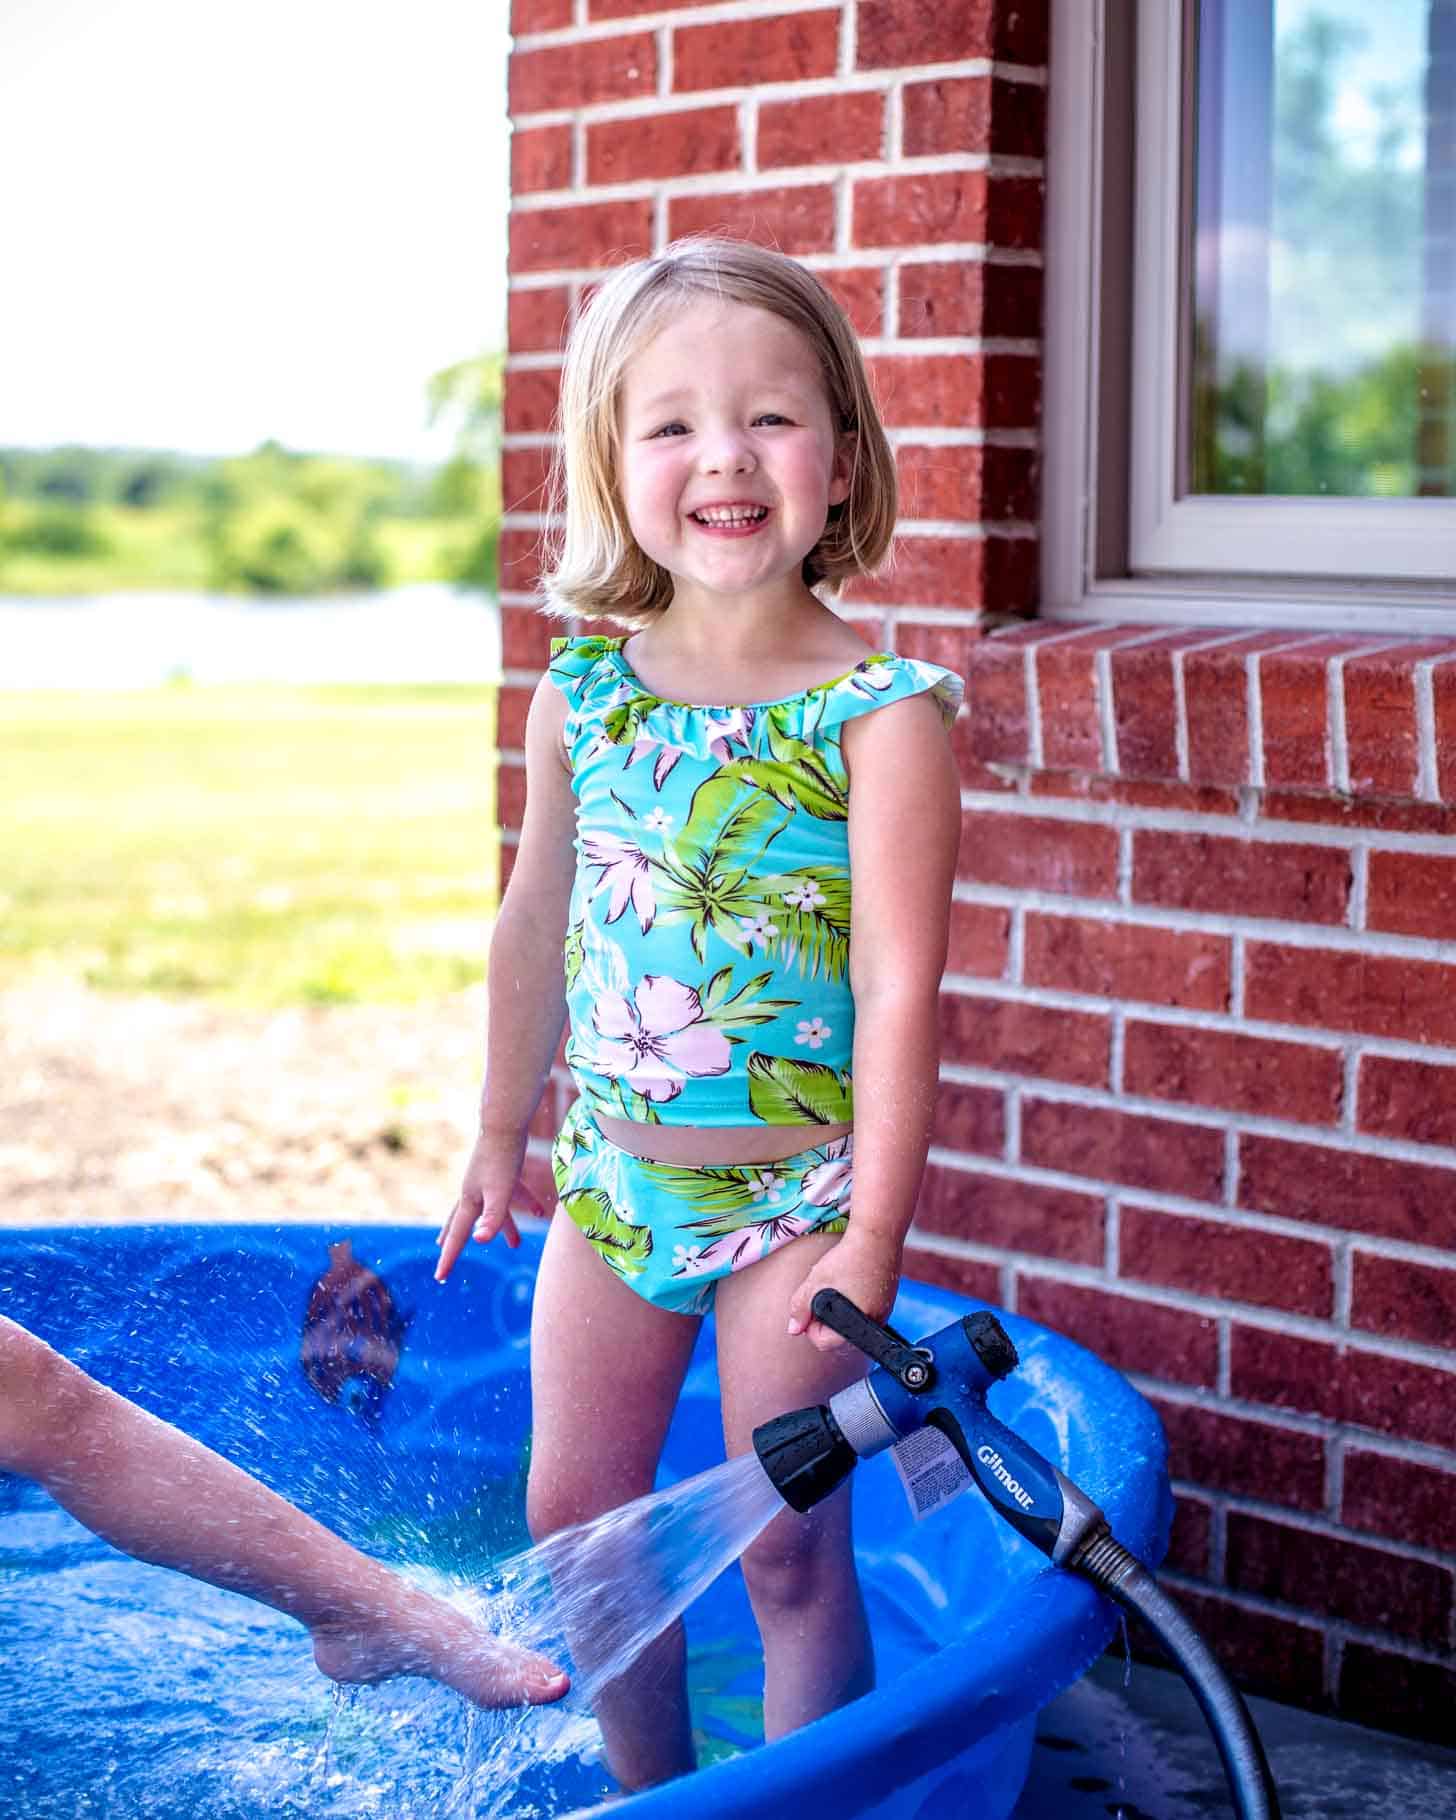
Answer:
[{"xmin": 540, "ymin": 237, "xmax": 897, "ymax": 626}]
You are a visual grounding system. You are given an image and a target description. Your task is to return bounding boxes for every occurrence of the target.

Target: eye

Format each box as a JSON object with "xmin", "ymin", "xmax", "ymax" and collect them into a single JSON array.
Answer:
[
  {"xmin": 754, "ymin": 413, "xmax": 792, "ymax": 427},
  {"xmin": 648, "ymin": 421, "xmax": 689, "ymax": 438}
]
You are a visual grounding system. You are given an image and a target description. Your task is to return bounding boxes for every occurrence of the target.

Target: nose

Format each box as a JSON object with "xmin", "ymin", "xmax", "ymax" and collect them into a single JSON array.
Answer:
[{"xmin": 698, "ymin": 429, "xmax": 757, "ymax": 476}]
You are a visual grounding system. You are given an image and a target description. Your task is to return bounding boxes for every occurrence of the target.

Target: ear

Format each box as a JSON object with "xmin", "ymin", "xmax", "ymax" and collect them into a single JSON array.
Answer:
[{"xmin": 827, "ymin": 432, "xmax": 854, "ymax": 508}]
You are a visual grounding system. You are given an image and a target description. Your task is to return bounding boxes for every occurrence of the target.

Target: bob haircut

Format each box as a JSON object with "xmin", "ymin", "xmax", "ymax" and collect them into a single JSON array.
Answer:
[{"xmin": 540, "ymin": 237, "xmax": 898, "ymax": 627}]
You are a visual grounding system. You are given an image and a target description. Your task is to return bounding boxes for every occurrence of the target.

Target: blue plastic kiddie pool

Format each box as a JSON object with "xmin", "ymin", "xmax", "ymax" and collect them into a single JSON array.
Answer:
[{"xmin": 0, "ymin": 1223, "xmax": 1170, "ymax": 1818}]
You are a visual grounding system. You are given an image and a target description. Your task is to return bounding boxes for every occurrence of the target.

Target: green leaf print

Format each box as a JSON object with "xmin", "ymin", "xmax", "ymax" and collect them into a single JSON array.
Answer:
[
  {"xmin": 746, "ymin": 1052, "xmax": 854, "ymax": 1126},
  {"xmin": 576, "ymin": 1075, "xmax": 663, "ymax": 1126},
  {"xmin": 561, "ymin": 1189, "xmax": 653, "ymax": 1279},
  {"xmin": 563, "ymin": 920, "xmax": 585, "ymax": 994},
  {"xmin": 763, "ymin": 720, "xmax": 846, "ymax": 811},
  {"xmin": 774, "ymin": 912, "xmax": 849, "ymax": 983},
  {"xmin": 677, "ymin": 775, "xmax": 787, "ymax": 864},
  {"xmin": 577, "ymin": 917, "xmax": 632, "ymax": 999},
  {"xmin": 654, "ymin": 849, "xmax": 767, "ymax": 961},
  {"xmin": 601, "ymin": 693, "xmax": 662, "ymax": 747},
  {"xmin": 636, "ymin": 1161, "xmax": 764, "ymax": 1221},
  {"xmin": 701, "ymin": 965, "xmax": 737, "ymax": 1012},
  {"xmin": 761, "ymin": 870, "xmax": 851, "ymax": 983},
  {"xmin": 692, "ymin": 967, "xmax": 798, "ymax": 1032},
  {"xmin": 549, "ymin": 1115, "xmax": 593, "ymax": 1184},
  {"xmin": 719, "ymin": 757, "xmax": 846, "ymax": 822}
]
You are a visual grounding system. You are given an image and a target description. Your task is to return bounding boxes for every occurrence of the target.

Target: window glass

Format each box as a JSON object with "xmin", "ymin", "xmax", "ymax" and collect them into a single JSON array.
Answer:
[{"xmin": 1191, "ymin": 0, "xmax": 1454, "ymax": 500}]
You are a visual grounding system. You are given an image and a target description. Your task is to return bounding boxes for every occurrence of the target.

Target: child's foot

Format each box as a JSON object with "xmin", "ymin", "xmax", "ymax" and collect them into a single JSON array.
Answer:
[{"xmin": 309, "ymin": 1590, "xmax": 570, "ymax": 1710}]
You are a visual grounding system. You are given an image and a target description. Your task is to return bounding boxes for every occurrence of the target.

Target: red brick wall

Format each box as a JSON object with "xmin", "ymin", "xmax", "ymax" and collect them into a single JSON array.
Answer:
[
  {"xmin": 959, "ymin": 626, "xmax": 1456, "ymax": 1736},
  {"xmin": 500, "ymin": 0, "xmax": 1456, "ymax": 1738}
]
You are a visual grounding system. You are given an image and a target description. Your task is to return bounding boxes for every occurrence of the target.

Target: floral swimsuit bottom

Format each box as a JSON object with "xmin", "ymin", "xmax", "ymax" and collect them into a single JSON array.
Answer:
[
  {"xmin": 546, "ymin": 635, "xmax": 963, "ymax": 1314},
  {"xmin": 551, "ymin": 1098, "xmax": 852, "ymax": 1315}
]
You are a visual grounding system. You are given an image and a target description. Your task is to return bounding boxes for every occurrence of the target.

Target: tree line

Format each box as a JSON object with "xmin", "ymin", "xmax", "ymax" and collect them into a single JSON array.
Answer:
[{"xmin": 0, "ymin": 354, "xmax": 505, "ymax": 596}]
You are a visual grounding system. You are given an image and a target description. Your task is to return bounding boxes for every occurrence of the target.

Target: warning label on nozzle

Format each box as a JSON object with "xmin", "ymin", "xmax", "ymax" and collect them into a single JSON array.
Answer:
[{"xmin": 889, "ymin": 1425, "xmax": 973, "ymax": 1522}]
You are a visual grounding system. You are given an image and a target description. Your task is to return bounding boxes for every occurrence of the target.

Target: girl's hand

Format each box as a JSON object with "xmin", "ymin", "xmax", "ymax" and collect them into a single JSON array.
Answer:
[
  {"xmin": 434, "ymin": 1130, "xmax": 546, "ymax": 1284},
  {"xmin": 785, "ymin": 1231, "xmax": 903, "ymax": 1351}
]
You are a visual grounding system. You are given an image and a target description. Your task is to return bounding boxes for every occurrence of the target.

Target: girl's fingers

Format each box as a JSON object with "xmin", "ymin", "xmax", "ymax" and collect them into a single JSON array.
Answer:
[
  {"xmin": 440, "ymin": 1175, "xmax": 538, "ymax": 1278},
  {"xmin": 785, "ymin": 1276, "xmax": 816, "ymax": 1337},
  {"xmin": 435, "ymin": 1202, "xmax": 478, "ymax": 1283}
]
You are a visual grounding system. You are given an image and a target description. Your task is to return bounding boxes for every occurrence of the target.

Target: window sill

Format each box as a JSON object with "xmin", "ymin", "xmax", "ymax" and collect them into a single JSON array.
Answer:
[{"xmin": 1042, "ymin": 582, "xmax": 1456, "ymax": 640}]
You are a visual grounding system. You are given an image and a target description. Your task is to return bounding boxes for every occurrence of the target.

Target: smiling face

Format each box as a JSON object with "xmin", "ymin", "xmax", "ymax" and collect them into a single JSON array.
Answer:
[{"xmin": 615, "ymin": 297, "xmax": 853, "ymax": 612}]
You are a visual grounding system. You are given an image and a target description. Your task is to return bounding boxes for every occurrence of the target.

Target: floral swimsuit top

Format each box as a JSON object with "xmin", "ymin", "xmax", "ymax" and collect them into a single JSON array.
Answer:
[{"xmin": 548, "ymin": 636, "xmax": 964, "ymax": 1130}]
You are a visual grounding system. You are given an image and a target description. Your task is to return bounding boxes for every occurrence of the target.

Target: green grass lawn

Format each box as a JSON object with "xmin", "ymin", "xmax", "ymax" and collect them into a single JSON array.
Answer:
[{"xmin": 1, "ymin": 685, "xmax": 499, "ymax": 1006}]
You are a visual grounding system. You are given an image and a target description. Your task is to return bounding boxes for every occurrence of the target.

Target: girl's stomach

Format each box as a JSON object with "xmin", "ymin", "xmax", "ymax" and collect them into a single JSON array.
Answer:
[{"xmin": 595, "ymin": 1113, "xmax": 854, "ymax": 1165}]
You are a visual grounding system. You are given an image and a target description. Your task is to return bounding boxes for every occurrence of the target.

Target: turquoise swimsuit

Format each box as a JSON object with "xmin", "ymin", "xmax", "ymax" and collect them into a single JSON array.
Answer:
[{"xmin": 546, "ymin": 635, "xmax": 963, "ymax": 1313}]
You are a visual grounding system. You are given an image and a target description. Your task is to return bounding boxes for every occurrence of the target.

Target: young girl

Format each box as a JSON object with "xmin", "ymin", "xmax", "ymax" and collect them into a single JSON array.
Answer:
[{"xmin": 436, "ymin": 237, "xmax": 962, "ymax": 1791}]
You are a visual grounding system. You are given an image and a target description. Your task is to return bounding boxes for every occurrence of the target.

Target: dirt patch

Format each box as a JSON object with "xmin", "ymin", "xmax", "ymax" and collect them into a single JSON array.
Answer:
[{"xmin": 0, "ymin": 983, "xmax": 489, "ymax": 1228}]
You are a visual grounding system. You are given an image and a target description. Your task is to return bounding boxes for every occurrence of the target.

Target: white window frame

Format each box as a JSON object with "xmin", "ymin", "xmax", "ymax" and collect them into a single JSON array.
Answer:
[{"xmin": 1042, "ymin": 0, "xmax": 1456, "ymax": 632}]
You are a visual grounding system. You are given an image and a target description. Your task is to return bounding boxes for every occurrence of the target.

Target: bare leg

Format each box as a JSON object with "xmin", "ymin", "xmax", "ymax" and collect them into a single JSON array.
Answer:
[
  {"xmin": 714, "ymin": 1231, "xmax": 875, "ymax": 1740},
  {"xmin": 526, "ymin": 1212, "xmax": 702, "ymax": 1790},
  {"xmin": 0, "ymin": 1317, "xmax": 567, "ymax": 1709}
]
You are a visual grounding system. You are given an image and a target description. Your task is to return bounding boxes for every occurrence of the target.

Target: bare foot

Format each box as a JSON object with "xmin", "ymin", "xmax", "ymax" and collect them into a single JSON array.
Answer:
[{"xmin": 309, "ymin": 1586, "xmax": 570, "ymax": 1709}]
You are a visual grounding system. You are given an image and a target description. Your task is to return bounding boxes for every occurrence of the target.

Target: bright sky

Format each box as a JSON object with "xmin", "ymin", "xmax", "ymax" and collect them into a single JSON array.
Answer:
[
  {"xmin": 1, "ymin": 0, "xmax": 510, "ymax": 463},
  {"xmin": 1279, "ymin": 0, "xmax": 1427, "ymax": 167}
]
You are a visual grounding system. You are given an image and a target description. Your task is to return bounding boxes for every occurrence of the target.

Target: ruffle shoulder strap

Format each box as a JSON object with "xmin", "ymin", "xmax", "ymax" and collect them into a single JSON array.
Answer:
[
  {"xmin": 815, "ymin": 654, "xmax": 964, "ymax": 733},
  {"xmin": 546, "ymin": 635, "xmax": 626, "ymax": 709}
]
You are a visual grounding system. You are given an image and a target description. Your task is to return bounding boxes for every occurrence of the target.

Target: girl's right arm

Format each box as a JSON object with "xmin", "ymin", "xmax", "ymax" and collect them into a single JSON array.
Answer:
[{"xmin": 435, "ymin": 673, "xmax": 578, "ymax": 1283}]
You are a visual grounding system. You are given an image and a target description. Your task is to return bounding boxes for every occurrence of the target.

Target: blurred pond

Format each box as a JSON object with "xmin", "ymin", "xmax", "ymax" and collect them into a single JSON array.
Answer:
[{"xmin": 0, "ymin": 584, "xmax": 500, "ymax": 688}]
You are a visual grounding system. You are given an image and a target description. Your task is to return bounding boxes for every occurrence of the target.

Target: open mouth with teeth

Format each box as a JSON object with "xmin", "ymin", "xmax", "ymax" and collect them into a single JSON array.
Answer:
[{"xmin": 689, "ymin": 506, "xmax": 769, "ymax": 529}]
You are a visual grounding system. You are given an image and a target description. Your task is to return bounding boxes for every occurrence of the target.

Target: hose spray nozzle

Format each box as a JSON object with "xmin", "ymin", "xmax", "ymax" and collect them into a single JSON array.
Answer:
[
  {"xmin": 751, "ymin": 1291, "xmax": 1284, "ymax": 1818},
  {"xmin": 751, "ymin": 1289, "xmax": 1105, "ymax": 1564}
]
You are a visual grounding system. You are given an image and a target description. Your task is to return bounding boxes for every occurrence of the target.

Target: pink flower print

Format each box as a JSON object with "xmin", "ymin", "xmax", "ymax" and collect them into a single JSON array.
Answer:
[
  {"xmin": 706, "ymin": 707, "xmax": 755, "ymax": 762},
  {"xmin": 783, "ymin": 878, "xmax": 826, "ymax": 912},
  {"xmin": 848, "ymin": 661, "xmax": 896, "ymax": 701},
  {"xmin": 592, "ymin": 974, "xmax": 732, "ymax": 1103},
  {"xmin": 626, "ymin": 735, "xmax": 683, "ymax": 791},
  {"xmin": 582, "ymin": 831, "xmax": 656, "ymax": 932},
  {"xmin": 802, "ymin": 1136, "xmax": 853, "ymax": 1211},
  {"xmin": 757, "ymin": 1211, "xmax": 823, "ymax": 1252},
  {"xmin": 671, "ymin": 1201, "xmax": 842, "ymax": 1287},
  {"xmin": 749, "ymin": 1168, "xmax": 784, "ymax": 1205},
  {"xmin": 794, "ymin": 1017, "xmax": 831, "ymax": 1050},
  {"xmin": 738, "ymin": 912, "xmax": 779, "ymax": 952},
  {"xmin": 675, "ymin": 1225, "xmax": 768, "ymax": 1278}
]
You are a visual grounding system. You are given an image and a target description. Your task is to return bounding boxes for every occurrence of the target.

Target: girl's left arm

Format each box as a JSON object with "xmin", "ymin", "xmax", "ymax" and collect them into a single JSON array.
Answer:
[{"xmin": 786, "ymin": 692, "xmax": 962, "ymax": 1347}]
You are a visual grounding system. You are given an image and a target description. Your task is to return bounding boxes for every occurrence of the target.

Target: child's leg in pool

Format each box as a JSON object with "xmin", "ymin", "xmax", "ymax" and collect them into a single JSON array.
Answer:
[
  {"xmin": 714, "ymin": 1230, "xmax": 875, "ymax": 1740},
  {"xmin": 0, "ymin": 1317, "xmax": 567, "ymax": 1710},
  {"xmin": 527, "ymin": 1209, "xmax": 703, "ymax": 1790}
]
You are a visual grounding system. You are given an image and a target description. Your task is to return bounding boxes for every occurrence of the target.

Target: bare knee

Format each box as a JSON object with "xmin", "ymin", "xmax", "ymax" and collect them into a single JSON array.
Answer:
[
  {"xmin": 739, "ymin": 1506, "xmax": 851, "ymax": 1619},
  {"xmin": 0, "ymin": 1319, "xmax": 101, "ymax": 1478},
  {"xmin": 524, "ymin": 1475, "xmax": 579, "ymax": 1546},
  {"xmin": 525, "ymin": 1456, "xmax": 655, "ymax": 1546}
]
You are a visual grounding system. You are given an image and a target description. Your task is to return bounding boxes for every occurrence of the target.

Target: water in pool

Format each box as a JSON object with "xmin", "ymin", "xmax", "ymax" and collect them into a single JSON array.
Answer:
[
  {"xmin": 0, "ymin": 1225, "xmax": 1173, "ymax": 1820},
  {"xmin": 1, "ymin": 1451, "xmax": 788, "ymax": 1818}
]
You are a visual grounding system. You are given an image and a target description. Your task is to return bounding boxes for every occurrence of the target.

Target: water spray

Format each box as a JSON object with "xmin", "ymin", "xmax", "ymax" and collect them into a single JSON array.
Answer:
[{"xmin": 752, "ymin": 1290, "xmax": 1282, "ymax": 1820}]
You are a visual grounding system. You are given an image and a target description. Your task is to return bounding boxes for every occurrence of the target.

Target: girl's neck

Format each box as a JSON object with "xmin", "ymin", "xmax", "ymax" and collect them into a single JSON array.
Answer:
[
  {"xmin": 623, "ymin": 590, "xmax": 871, "ymax": 706},
  {"xmin": 635, "ymin": 585, "xmax": 830, "ymax": 661}
]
